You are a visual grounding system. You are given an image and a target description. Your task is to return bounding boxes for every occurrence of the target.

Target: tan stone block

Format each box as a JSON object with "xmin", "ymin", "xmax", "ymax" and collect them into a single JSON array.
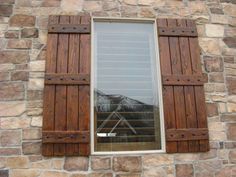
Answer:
[
  {"xmin": 61, "ymin": 0, "xmax": 83, "ymax": 13},
  {"xmin": 27, "ymin": 108, "xmax": 43, "ymax": 116},
  {"xmin": 0, "ymin": 72, "xmax": 9, "ymax": 81},
  {"xmin": 143, "ymin": 167, "xmax": 166, "ymax": 177},
  {"xmin": 195, "ymin": 172, "xmax": 214, "ymax": 177},
  {"xmin": 209, "ymin": 122, "xmax": 225, "ymax": 131},
  {"xmin": 1, "ymin": 117, "xmax": 30, "ymax": 129},
  {"xmin": 16, "ymin": 0, "xmax": 32, "ymax": 7},
  {"xmin": 229, "ymin": 17, "xmax": 236, "ymax": 27},
  {"xmin": 209, "ymin": 130, "xmax": 226, "ymax": 141},
  {"xmin": 6, "ymin": 157, "xmax": 29, "ymax": 168},
  {"xmin": 227, "ymin": 77, "xmax": 236, "ymax": 95},
  {"xmin": 21, "ymin": 28, "xmax": 38, "ymax": 38},
  {"xmin": 91, "ymin": 156, "xmax": 111, "ymax": 170},
  {"xmin": 29, "ymin": 60, "xmax": 45, "ymax": 71},
  {"xmin": 52, "ymin": 159, "xmax": 64, "ymax": 169},
  {"xmin": 195, "ymin": 160, "xmax": 222, "ymax": 173},
  {"xmin": 227, "ymin": 123, "xmax": 236, "ymax": 140},
  {"xmin": 116, "ymin": 174, "xmax": 141, "ymax": 177},
  {"xmin": 139, "ymin": 8, "xmax": 155, "ymax": 18},
  {"xmin": 31, "ymin": 116, "xmax": 42, "ymax": 127},
  {"xmin": 5, "ymin": 31, "xmax": 19, "ymax": 38},
  {"xmin": 205, "ymin": 24, "xmax": 224, "ymax": 37},
  {"xmin": 7, "ymin": 39, "xmax": 31, "ymax": 49},
  {"xmin": 23, "ymin": 128, "xmax": 42, "ymax": 140},
  {"xmin": 31, "ymin": 160, "xmax": 51, "ymax": 169},
  {"xmin": 209, "ymin": 73, "xmax": 224, "ymax": 83},
  {"xmin": 174, "ymin": 154, "xmax": 198, "ymax": 162},
  {"xmin": 27, "ymin": 90, "xmax": 43, "ymax": 100},
  {"xmin": 0, "ymin": 157, "xmax": 6, "ymax": 168},
  {"xmin": 225, "ymin": 68, "xmax": 236, "ymax": 76},
  {"xmin": 28, "ymin": 78, "xmax": 44, "ymax": 90},
  {"xmin": 10, "ymin": 169, "xmax": 40, "ymax": 177},
  {"xmin": 83, "ymin": 1, "xmax": 102, "ymax": 11},
  {"xmin": 0, "ymin": 64, "xmax": 14, "ymax": 72},
  {"xmin": 221, "ymin": 114, "xmax": 236, "ymax": 122},
  {"xmin": 176, "ymin": 164, "xmax": 193, "ymax": 177},
  {"xmin": 228, "ymin": 103, "xmax": 236, "ymax": 112},
  {"xmin": 88, "ymin": 173, "xmax": 113, "ymax": 177},
  {"xmin": 143, "ymin": 154, "xmax": 173, "ymax": 168},
  {"xmin": 199, "ymin": 38, "xmax": 221, "ymax": 55},
  {"xmin": 217, "ymin": 149, "xmax": 228, "ymax": 160},
  {"xmin": 37, "ymin": 17, "xmax": 48, "ymax": 30},
  {"xmin": 0, "ymin": 82, "xmax": 24, "ymax": 101},
  {"xmin": 64, "ymin": 157, "xmax": 89, "ymax": 171},
  {"xmin": 199, "ymin": 149, "xmax": 217, "ymax": 160},
  {"xmin": 113, "ymin": 156, "xmax": 141, "ymax": 172},
  {"xmin": 22, "ymin": 142, "xmax": 41, "ymax": 155},
  {"xmin": 0, "ymin": 148, "xmax": 21, "ymax": 155},
  {"xmin": 189, "ymin": 2, "xmax": 208, "ymax": 14},
  {"xmin": 229, "ymin": 150, "xmax": 236, "ymax": 163},
  {"xmin": 10, "ymin": 15, "xmax": 35, "ymax": 27},
  {"xmin": 138, "ymin": 0, "xmax": 155, "ymax": 6},
  {"xmin": 41, "ymin": 0, "xmax": 61, "ymax": 7},
  {"xmin": 0, "ymin": 51, "xmax": 29, "ymax": 64},
  {"xmin": 207, "ymin": 103, "xmax": 219, "ymax": 117},
  {"xmin": 0, "ymin": 130, "xmax": 21, "ymax": 146},
  {"xmin": 211, "ymin": 15, "xmax": 227, "ymax": 25},
  {"xmin": 223, "ymin": 4, "xmax": 236, "ymax": 16},
  {"xmin": 123, "ymin": 0, "xmax": 137, "ymax": 5},
  {"xmin": 40, "ymin": 171, "xmax": 69, "ymax": 177},
  {"xmin": 121, "ymin": 5, "xmax": 138, "ymax": 17},
  {"xmin": 70, "ymin": 174, "xmax": 87, "ymax": 177},
  {"xmin": 215, "ymin": 166, "xmax": 232, "ymax": 177},
  {"xmin": 0, "ymin": 102, "xmax": 25, "ymax": 117},
  {"xmin": 11, "ymin": 71, "xmax": 29, "ymax": 81}
]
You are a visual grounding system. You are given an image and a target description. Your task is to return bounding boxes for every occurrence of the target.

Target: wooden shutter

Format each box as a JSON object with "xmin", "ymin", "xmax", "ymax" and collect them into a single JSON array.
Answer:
[
  {"xmin": 157, "ymin": 19, "xmax": 209, "ymax": 153},
  {"xmin": 42, "ymin": 15, "xmax": 91, "ymax": 156}
]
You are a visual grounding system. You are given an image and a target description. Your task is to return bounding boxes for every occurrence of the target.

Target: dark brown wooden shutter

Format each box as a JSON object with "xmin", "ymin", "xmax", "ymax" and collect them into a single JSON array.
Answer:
[
  {"xmin": 157, "ymin": 18, "xmax": 209, "ymax": 153},
  {"xmin": 42, "ymin": 15, "xmax": 91, "ymax": 156}
]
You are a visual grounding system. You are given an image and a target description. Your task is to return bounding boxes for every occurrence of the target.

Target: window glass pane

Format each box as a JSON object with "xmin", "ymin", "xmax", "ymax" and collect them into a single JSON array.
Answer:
[{"xmin": 93, "ymin": 21, "xmax": 162, "ymax": 152}]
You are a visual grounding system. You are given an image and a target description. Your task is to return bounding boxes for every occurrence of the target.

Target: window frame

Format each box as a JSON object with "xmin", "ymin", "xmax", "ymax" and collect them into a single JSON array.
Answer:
[{"xmin": 90, "ymin": 17, "xmax": 166, "ymax": 155}]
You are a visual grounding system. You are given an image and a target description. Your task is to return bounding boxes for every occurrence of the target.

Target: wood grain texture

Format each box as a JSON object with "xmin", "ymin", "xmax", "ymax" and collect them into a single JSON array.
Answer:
[
  {"xmin": 42, "ymin": 15, "xmax": 91, "ymax": 156},
  {"xmin": 158, "ymin": 26, "xmax": 197, "ymax": 37},
  {"xmin": 48, "ymin": 24, "xmax": 90, "ymax": 33},
  {"xmin": 157, "ymin": 18, "xmax": 209, "ymax": 153}
]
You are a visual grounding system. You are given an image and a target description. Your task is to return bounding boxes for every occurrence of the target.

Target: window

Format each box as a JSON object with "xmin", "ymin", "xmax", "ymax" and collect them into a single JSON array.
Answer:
[{"xmin": 91, "ymin": 18, "xmax": 165, "ymax": 153}]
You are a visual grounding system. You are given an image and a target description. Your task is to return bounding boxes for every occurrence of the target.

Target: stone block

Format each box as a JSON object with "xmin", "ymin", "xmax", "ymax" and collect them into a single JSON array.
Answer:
[
  {"xmin": 41, "ymin": 0, "xmax": 61, "ymax": 7},
  {"xmin": 31, "ymin": 116, "xmax": 42, "ymax": 127},
  {"xmin": 28, "ymin": 79, "xmax": 44, "ymax": 90},
  {"xmin": 143, "ymin": 154, "xmax": 173, "ymax": 168},
  {"xmin": 221, "ymin": 114, "xmax": 236, "ymax": 122},
  {"xmin": 29, "ymin": 60, "xmax": 45, "ymax": 71},
  {"xmin": 9, "ymin": 15, "xmax": 35, "ymax": 27},
  {"xmin": 113, "ymin": 156, "xmax": 141, "ymax": 172},
  {"xmin": 7, "ymin": 39, "xmax": 31, "ymax": 49},
  {"xmin": 227, "ymin": 123, "xmax": 236, "ymax": 140},
  {"xmin": 143, "ymin": 167, "xmax": 166, "ymax": 177},
  {"xmin": 91, "ymin": 156, "xmax": 111, "ymax": 170},
  {"xmin": 61, "ymin": 0, "xmax": 83, "ymax": 12},
  {"xmin": 0, "ymin": 102, "xmax": 25, "ymax": 117},
  {"xmin": 10, "ymin": 169, "xmax": 40, "ymax": 177},
  {"xmin": 0, "ymin": 83, "xmax": 24, "ymax": 101},
  {"xmin": 27, "ymin": 90, "xmax": 43, "ymax": 100},
  {"xmin": 229, "ymin": 150, "xmax": 236, "ymax": 163},
  {"xmin": 199, "ymin": 38, "xmax": 221, "ymax": 55},
  {"xmin": 64, "ymin": 157, "xmax": 89, "ymax": 171},
  {"xmin": 23, "ymin": 128, "xmax": 41, "ymax": 140},
  {"xmin": 88, "ymin": 173, "xmax": 113, "ymax": 177},
  {"xmin": 1, "ymin": 117, "xmax": 30, "ymax": 129},
  {"xmin": 176, "ymin": 164, "xmax": 193, "ymax": 177},
  {"xmin": 227, "ymin": 77, "xmax": 236, "ymax": 95},
  {"xmin": 0, "ymin": 130, "xmax": 21, "ymax": 146},
  {"xmin": 209, "ymin": 73, "xmax": 224, "ymax": 83},
  {"xmin": 207, "ymin": 103, "xmax": 219, "ymax": 117},
  {"xmin": 11, "ymin": 71, "xmax": 29, "ymax": 81},
  {"xmin": 0, "ymin": 170, "xmax": 8, "ymax": 177},
  {"xmin": 195, "ymin": 160, "xmax": 222, "ymax": 173},
  {"xmin": 0, "ymin": 51, "xmax": 29, "ymax": 64},
  {"xmin": 205, "ymin": 24, "xmax": 224, "ymax": 37},
  {"xmin": 22, "ymin": 142, "xmax": 41, "ymax": 155},
  {"xmin": 223, "ymin": 37, "xmax": 236, "ymax": 48},
  {"xmin": 204, "ymin": 56, "xmax": 223, "ymax": 72},
  {"xmin": 40, "ymin": 171, "xmax": 69, "ymax": 177},
  {"xmin": 21, "ymin": 28, "xmax": 38, "ymax": 38},
  {"xmin": 0, "ymin": 5, "xmax": 12, "ymax": 17},
  {"xmin": 0, "ymin": 148, "xmax": 21, "ymax": 156},
  {"xmin": 6, "ymin": 157, "xmax": 29, "ymax": 168},
  {"xmin": 5, "ymin": 31, "xmax": 19, "ymax": 38},
  {"xmin": 0, "ymin": 72, "xmax": 10, "ymax": 81},
  {"xmin": 83, "ymin": 1, "xmax": 102, "ymax": 11}
]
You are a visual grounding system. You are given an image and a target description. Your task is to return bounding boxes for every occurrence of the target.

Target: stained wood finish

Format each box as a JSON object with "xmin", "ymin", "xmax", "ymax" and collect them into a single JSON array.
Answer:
[
  {"xmin": 162, "ymin": 74, "xmax": 207, "ymax": 85},
  {"xmin": 45, "ymin": 73, "xmax": 90, "ymax": 85},
  {"xmin": 158, "ymin": 27, "xmax": 197, "ymax": 37},
  {"xmin": 166, "ymin": 128, "xmax": 208, "ymax": 141},
  {"xmin": 157, "ymin": 18, "xmax": 209, "ymax": 153},
  {"xmin": 48, "ymin": 24, "xmax": 90, "ymax": 33},
  {"xmin": 43, "ymin": 131, "xmax": 89, "ymax": 143},
  {"xmin": 42, "ymin": 15, "xmax": 91, "ymax": 156}
]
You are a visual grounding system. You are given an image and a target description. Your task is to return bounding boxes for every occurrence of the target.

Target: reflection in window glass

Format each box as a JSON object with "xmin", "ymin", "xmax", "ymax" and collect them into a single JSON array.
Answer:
[{"xmin": 93, "ymin": 21, "xmax": 162, "ymax": 152}]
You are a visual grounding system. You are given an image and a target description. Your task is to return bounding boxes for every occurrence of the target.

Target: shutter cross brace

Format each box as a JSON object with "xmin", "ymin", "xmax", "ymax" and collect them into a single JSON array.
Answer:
[
  {"xmin": 158, "ymin": 27, "xmax": 198, "ymax": 37},
  {"xmin": 48, "ymin": 24, "xmax": 91, "ymax": 34},
  {"xmin": 45, "ymin": 73, "xmax": 90, "ymax": 85}
]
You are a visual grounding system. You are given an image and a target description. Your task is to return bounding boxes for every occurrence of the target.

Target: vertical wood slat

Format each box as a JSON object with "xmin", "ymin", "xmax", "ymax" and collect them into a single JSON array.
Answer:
[
  {"xmin": 42, "ymin": 15, "xmax": 91, "ymax": 156},
  {"xmin": 42, "ymin": 16, "xmax": 59, "ymax": 156},
  {"xmin": 157, "ymin": 19, "xmax": 177, "ymax": 153},
  {"xmin": 157, "ymin": 18, "xmax": 209, "ymax": 153},
  {"xmin": 78, "ymin": 15, "xmax": 91, "ymax": 156},
  {"xmin": 66, "ymin": 16, "xmax": 81, "ymax": 155},
  {"xmin": 187, "ymin": 19, "xmax": 209, "ymax": 152},
  {"xmin": 54, "ymin": 16, "xmax": 70, "ymax": 156}
]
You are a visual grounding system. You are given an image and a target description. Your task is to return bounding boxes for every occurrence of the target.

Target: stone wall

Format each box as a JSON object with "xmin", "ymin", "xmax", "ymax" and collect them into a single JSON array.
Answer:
[{"xmin": 0, "ymin": 0, "xmax": 236, "ymax": 177}]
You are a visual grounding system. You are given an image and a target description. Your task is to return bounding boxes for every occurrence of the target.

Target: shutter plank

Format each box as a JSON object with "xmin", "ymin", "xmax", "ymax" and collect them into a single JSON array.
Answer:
[
  {"xmin": 42, "ymin": 16, "xmax": 59, "ymax": 156},
  {"xmin": 157, "ymin": 19, "xmax": 177, "ymax": 153},
  {"xmin": 54, "ymin": 16, "xmax": 70, "ymax": 155},
  {"xmin": 187, "ymin": 20, "xmax": 209, "ymax": 152},
  {"xmin": 66, "ymin": 16, "xmax": 81, "ymax": 155},
  {"xmin": 168, "ymin": 19, "xmax": 188, "ymax": 152},
  {"xmin": 78, "ymin": 15, "xmax": 91, "ymax": 156},
  {"xmin": 178, "ymin": 19, "xmax": 199, "ymax": 152}
]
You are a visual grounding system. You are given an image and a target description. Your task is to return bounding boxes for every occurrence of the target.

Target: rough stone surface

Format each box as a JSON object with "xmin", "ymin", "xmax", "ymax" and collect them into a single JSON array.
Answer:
[
  {"xmin": 176, "ymin": 164, "xmax": 193, "ymax": 177},
  {"xmin": 0, "ymin": 102, "xmax": 25, "ymax": 117},
  {"xmin": 0, "ymin": 51, "xmax": 29, "ymax": 64},
  {"xmin": 7, "ymin": 39, "xmax": 32, "ymax": 49},
  {"xmin": 113, "ymin": 156, "xmax": 141, "ymax": 172},
  {"xmin": 0, "ymin": 130, "xmax": 21, "ymax": 146},
  {"xmin": 91, "ymin": 157, "xmax": 111, "ymax": 170},
  {"xmin": 9, "ymin": 15, "xmax": 35, "ymax": 27},
  {"xmin": 21, "ymin": 28, "xmax": 38, "ymax": 38},
  {"xmin": 64, "ymin": 157, "xmax": 89, "ymax": 171}
]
